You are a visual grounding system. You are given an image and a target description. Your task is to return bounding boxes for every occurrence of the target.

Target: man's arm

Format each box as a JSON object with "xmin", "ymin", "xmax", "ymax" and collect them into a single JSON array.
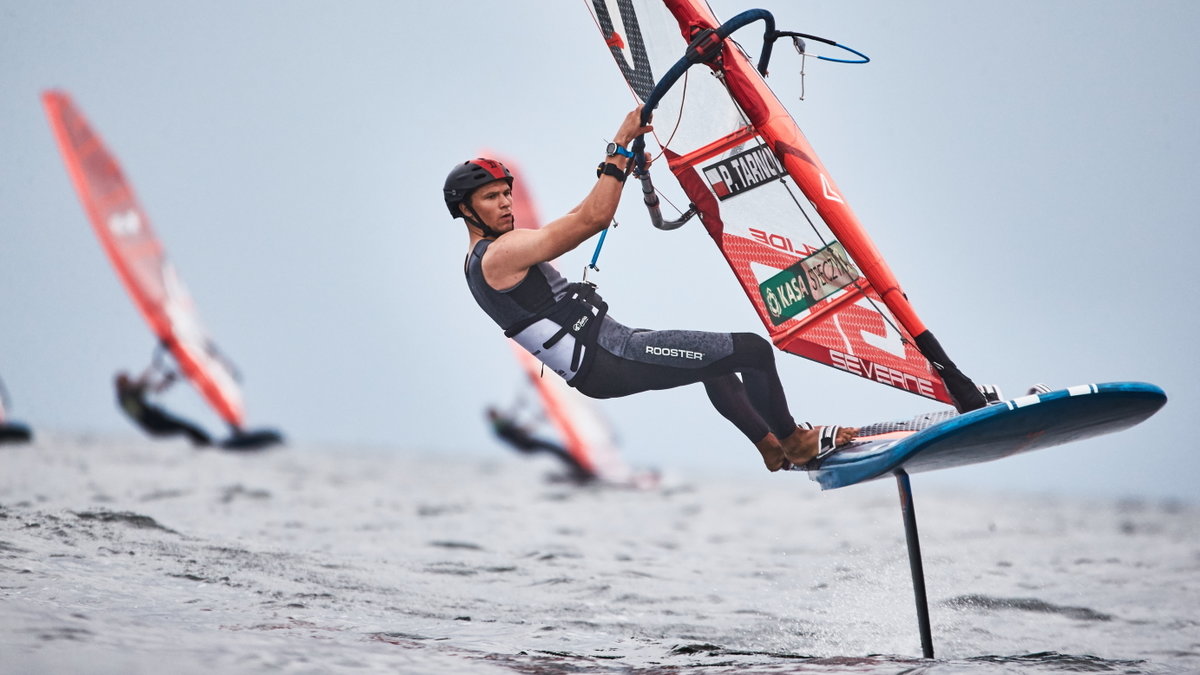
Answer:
[{"xmin": 482, "ymin": 107, "xmax": 652, "ymax": 289}]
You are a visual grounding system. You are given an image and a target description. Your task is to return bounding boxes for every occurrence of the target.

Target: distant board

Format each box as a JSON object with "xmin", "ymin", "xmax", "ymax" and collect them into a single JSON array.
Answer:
[
  {"xmin": 0, "ymin": 422, "xmax": 33, "ymax": 444},
  {"xmin": 801, "ymin": 382, "xmax": 1167, "ymax": 490}
]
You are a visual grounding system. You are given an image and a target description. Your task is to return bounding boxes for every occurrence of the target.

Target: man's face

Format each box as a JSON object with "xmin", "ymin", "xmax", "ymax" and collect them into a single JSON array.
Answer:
[{"xmin": 463, "ymin": 179, "xmax": 514, "ymax": 232}]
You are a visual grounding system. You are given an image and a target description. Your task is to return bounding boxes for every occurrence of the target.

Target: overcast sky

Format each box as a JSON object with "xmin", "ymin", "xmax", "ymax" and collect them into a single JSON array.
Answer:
[{"xmin": 3, "ymin": 1, "xmax": 1197, "ymax": 502}]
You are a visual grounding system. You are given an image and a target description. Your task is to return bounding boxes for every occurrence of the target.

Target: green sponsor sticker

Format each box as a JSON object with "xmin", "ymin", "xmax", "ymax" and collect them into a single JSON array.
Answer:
[{"xmin": 758, "ymin": 242, "xmax": 860, "ymax": 325}]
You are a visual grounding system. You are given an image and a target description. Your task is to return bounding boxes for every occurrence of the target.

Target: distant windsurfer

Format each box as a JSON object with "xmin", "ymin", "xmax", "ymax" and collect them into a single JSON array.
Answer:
[
  {"xmin": 486, "ymin": 407, "xmax": 596, "ymax": 483},
  {"xmin": 447, "ymin": 106, "xmax": 856, "ymax": 472},
  {"xmin": 114, "ymin": 367, "xmax": 212, "ymax": 447},
  {"xmin": 0, "ymin": 375, "xmax": 33, "ymax": 444}
]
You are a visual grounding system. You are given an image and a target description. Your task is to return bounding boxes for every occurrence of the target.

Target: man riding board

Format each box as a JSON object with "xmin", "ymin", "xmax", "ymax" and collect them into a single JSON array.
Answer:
[{"xmin": 447, "ymin": 105, "xmax": 855, "ymax": 472}]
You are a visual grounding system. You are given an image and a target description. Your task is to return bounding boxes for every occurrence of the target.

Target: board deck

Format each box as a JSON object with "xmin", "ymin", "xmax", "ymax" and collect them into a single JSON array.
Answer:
[
  {"xmin": 0, "ymin": 422, "xmax": 33, "ymax": 444},
  {"xmin": 801, "ymin": 382, "xmax": 1167, "ymax": 490}
]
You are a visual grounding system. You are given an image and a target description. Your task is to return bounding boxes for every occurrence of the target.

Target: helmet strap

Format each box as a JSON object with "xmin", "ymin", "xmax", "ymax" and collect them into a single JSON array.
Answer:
[{"xmin": 464, "ymin": 202, "xmax": 501, "ymax": 239}]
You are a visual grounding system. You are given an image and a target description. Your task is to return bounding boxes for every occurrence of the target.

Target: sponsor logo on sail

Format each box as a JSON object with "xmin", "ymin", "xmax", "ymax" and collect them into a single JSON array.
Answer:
[
  {"xmin": 107, "ymin": 209, "xmax": 142, "ymax": 237},
  {"xmin": 757, "ymin": 242, "xmax": 861, "ymax": 325},
  {"xmin": 830, "ymin": 349, "xmax": 937, "ymax": 398},
  {"xmin": 703, "ymin": 145, "xmax": 784, "ymax": 201}
]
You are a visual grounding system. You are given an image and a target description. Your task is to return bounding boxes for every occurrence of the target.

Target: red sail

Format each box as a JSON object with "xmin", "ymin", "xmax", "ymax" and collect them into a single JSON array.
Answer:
[
  {"xmin": 589, "ymin": 0, "xmax": 956, "ymax": 405},
  {"xmin": 42, "ymin": 90, "xmax": 246, "ymax": 427}
]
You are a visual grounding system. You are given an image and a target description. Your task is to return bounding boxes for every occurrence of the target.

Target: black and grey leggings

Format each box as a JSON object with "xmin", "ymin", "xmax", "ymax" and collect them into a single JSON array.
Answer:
[{"xmin": 573, "ymin": 329, "xmax": 797, "ymax": 443}]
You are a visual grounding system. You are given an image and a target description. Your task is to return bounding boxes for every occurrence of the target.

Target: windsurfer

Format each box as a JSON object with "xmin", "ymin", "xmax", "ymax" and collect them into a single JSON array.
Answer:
[
  {"xmin": 447, "ymin": 106, "xmax": 855, "ymax": 471},
  {"xmin": 114, "ymin": 367, "xmax": 212, "ymax": 447},
  {"xmin": 486, "ymin": 407, "xmax": 596, "ymax": 483},
  {"xmin": 0, "ymin": 375, "xmax": 32, "ymax": 444}
]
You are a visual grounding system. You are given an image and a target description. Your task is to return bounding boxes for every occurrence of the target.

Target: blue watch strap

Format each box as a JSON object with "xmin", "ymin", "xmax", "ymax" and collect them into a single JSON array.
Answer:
[{"xmin": 607, "ymin": 142, "xmax": 634, "ymax": 158}]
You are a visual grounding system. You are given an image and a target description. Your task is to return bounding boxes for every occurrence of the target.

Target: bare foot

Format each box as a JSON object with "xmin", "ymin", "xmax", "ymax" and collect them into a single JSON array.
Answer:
[{"xmin": 753, "ymin": 433, "xmax": 787, "ymax": 472}]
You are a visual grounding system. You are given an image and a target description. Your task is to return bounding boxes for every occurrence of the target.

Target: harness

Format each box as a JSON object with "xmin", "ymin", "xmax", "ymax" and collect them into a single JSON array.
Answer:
[{"xmin": 503, "ymin": 281, "xmax": 608, "ymax": 378}]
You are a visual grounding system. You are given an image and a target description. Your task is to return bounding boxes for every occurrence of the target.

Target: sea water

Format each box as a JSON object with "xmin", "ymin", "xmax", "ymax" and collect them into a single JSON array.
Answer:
[{"xmin": 1, "ymin": 435, "xmax": 1196, "ymax": 674}]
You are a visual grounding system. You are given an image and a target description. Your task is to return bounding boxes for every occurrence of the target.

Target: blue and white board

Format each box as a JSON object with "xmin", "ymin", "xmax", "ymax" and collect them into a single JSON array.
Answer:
[{"xmin": 803, "ymin": 382, "xmax": 1167, "ymax": 490}]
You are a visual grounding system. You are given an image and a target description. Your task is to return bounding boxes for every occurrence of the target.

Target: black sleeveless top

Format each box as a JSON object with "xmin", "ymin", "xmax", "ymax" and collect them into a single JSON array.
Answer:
[{"xmin": 465, "ymin": 239, "xmax": 607, "ymax": 383}]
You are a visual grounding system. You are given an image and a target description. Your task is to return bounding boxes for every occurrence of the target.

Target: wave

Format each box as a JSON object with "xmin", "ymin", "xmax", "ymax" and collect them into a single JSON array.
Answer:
[{"xmin": 947, "ymin": 594, "xmax": 1114, "ymax": 622}]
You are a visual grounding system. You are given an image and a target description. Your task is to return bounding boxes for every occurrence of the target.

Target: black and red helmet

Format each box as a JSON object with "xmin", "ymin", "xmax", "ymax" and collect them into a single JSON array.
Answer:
[{"xmin": 443, "ymin": 158, "xmax": 513, "ymax": 218}]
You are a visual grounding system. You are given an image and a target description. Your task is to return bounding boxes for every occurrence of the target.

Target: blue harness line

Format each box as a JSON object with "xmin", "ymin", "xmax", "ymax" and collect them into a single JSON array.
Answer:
[
  {"xmin": 587, "ymin": 226, "xmax": 610, "ymax": 272},
  {"xmin": 582, "ymin": 222, "xmax": 615, "ymax": 285}
]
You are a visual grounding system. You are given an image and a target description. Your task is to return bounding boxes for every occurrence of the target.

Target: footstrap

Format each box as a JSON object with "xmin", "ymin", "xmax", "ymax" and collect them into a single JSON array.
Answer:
[
  {"xmin": 813, "ymin": 425, "xmax": 843, "ymax": 462},
  {"xmin": 978, "ymin": 384, "xmax": 1004, "ymax": 404}
]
